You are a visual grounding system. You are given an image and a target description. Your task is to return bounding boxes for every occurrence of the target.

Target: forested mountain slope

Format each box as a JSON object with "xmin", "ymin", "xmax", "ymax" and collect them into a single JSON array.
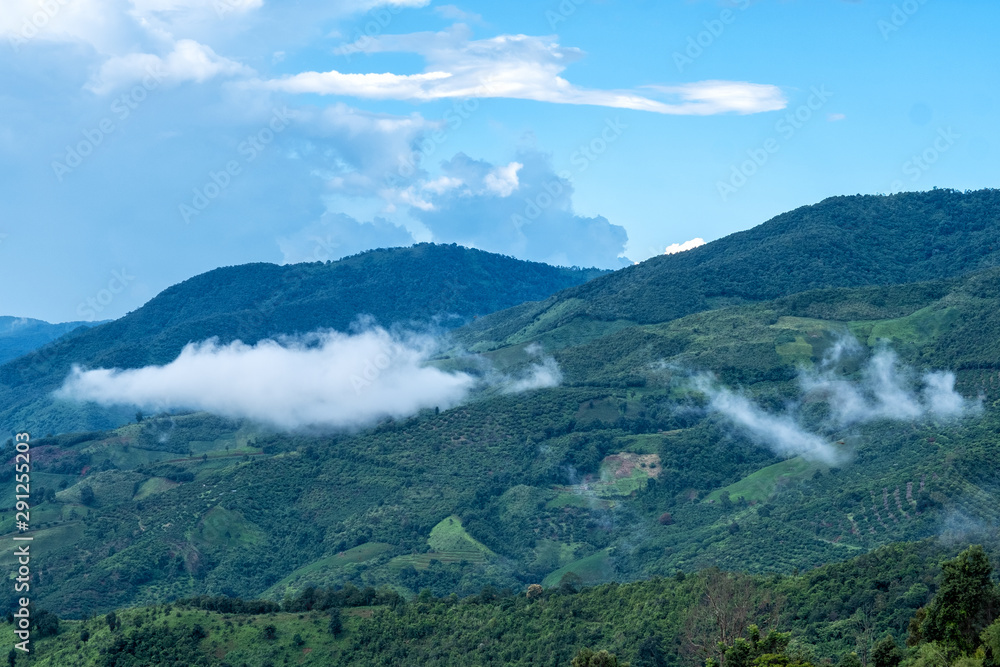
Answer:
[
  {"xmin": 0, "ymin": 244, "xmax": 605, "ymax": 435},
  {"xmin": 10, "ymin": 267, "xmax": 1000, "ymax": 623},
  {"xmin": 459, "ymin": 189, "xmax": 1000, "ymax": 352}
]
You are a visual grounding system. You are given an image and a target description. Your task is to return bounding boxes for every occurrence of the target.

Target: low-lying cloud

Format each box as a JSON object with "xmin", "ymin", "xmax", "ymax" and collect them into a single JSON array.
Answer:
[
  {"xmin": 693, "ymin": 374, "xmax": 844, "ymax": 464},
  {"xmin": 56, "ymin": 327, "xmax": 564, "ymax": 431},
  {"xmin": 800, "ymin": 340, "xmax": 980, "ymax": 426},
  {"xmin": 500, "ymin": 343, "xmax": 563, "ymax": 394},
  {"xmin": 691, "ymin": 336, "xmax": 980, "ymax": 464}
]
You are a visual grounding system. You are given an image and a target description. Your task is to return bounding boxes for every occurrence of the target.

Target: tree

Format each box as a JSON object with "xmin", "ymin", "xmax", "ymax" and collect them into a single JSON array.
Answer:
[
  {"xmin": 838, "ymin": 653, "xmax": 862, "ymax": 667},
  {"xmin": 80, "ymin": 485, "xmax": 96, "ymax": 506},
  {"xmin": 572, "ymin": 647, "xmax": 628, "ymax": 667},
  {"xmin": 105, "ymin": 611, "xmax": 118, "ymax": 632},
  {"xmin": 921, "ymin": 545, "xmax": 999, "ymax": 658},
  {"xmin": 871, "ymin": 634, "xmax": 901, "ymax": 667},
  {"xmin": 981, "ymin": 619, "xmax": 1000, "ymax": 667},
  {"xmin": 636, "ymin": 636, "xmax": 667, "ymax": 667},
  {"xmin": 261, "ymin": 624, "xmax": 277, "ymax": 640},
  {"xmin": 328, "ymin": 609, "xmax": 343, "ymax": 637},
  {"xmin": 32, "ymin": 610, "xmax": 59, "ymax": 637}
]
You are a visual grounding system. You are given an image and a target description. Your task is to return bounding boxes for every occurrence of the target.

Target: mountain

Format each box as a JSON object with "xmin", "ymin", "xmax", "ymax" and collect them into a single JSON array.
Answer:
[
  {"xmin": 6, "ymin": 189, "xmax": 1000, "ymax": 656},
  {"xmin": 459, "ymin": 188, "xmax": 1000, "ymax": 352},
  {"xmin": 12, "ymin": 265, "xmax": 1000, "ymax": 620},
  {"xmin": 0, "ymin": 316, "xmax": 99, "ymax": 365},
  {"xmin": 0, "ymin": 243, "xmax": 606, "ymax": 435}
]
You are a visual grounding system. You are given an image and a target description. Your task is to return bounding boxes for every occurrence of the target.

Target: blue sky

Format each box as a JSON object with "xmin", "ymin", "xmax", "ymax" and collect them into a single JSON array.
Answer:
[{"xmin": 1, "ymin": 0, "xmax": 997, "ymax": 322}]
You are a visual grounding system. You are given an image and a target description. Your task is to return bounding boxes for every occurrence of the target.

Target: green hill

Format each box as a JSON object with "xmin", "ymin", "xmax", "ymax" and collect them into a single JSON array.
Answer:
[
  {"xmin": 458, "ymin": 189, "xmax": 1000, "ymax": 352},
  {"xmin": 0, "ymin": 243, "xmax": 605, "ymax": 435}
]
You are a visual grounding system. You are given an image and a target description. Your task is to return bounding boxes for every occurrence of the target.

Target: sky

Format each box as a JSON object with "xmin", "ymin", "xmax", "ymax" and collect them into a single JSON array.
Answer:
[{"xmin": 1, "ymin": 0, "xmax": 998, "ymax": 323}]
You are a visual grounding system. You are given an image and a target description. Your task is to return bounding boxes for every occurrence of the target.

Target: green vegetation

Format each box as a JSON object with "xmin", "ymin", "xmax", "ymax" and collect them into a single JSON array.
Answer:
[
  {"xmin": 0, "ymin": 243, "xmax": 606, "ymax": 436},
  {"xmin": 4, "ymin": 190, "xmax": 1000, "ymax": 664},
  {"xmin": 10, "ymin": 542, "xmax": 999, "ymax": 666}
]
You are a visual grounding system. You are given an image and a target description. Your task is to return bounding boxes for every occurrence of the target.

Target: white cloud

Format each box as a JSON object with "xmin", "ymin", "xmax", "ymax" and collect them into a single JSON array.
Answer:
[
  {"xmin": 265, "ymin": 28, "xmax": 786, "ymax": 115},
  {"xmin": 800, "ymin": 342, "xmax": 981, "ymax": 426},
  {"xmin": 406, "ymin": 151, "xmax": 628, "ymax": 268},
  {"xmin": 692, "ymin": 338, "xmax": 981, "ymax": 465},
  {"xmin": 483, "ymin": 161, "xmax": 522, "ymax": 197},
  {"xmin": 694, "ymin": 374, "xmax": 844, "ymax": 464},
  {"xmin": 56, "ymin": 328, "xmax": 474, "ymax": 431},
  {"xmin": 55, "ymin": 326, "xmax": 567, "ymax": 431},
  {"xmin": 88, "ymin": 38, "xmax": 253, "ymax": 93},
  {"xmin": 665, "ymin": 237, "xmax": 705, "ymax": 255},
  {"xmin": 643, "ymin": 81, "xmax": 787, "ymax": 116},
  {"xmin": 501, "ymin": 343, "xmax": 563, "ymax": 393},
  {"xmin": 434, "ymin": 4, "xmax": 483, "ymax": 23}
]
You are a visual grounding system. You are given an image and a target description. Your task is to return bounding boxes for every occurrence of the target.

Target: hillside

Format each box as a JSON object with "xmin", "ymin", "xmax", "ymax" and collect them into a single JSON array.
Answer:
[
  {"xmin": 8, "ymin": 266, "xmax": 1000, "ymax": 622},
  {"xmin": 0, "ymin": 316, "xmax": 98, "ymax": 365},
  {"xmin": 0, "ymin": 244, "xmax": 606, "ymax": 435},
  {"xmin": 11, "ymin": 540, "xmax": 1000, "ymax": 666},
  {"xmin": 458, "ymin": 189, "xmax": 1000, "ymax": 352}
]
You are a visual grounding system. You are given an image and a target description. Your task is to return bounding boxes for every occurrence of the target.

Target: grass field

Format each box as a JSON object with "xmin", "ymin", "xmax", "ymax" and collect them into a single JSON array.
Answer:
[
  {"xmin": 388, "ymin": 516, "xmax": 494, "ymax": 571},
  {"xmin": 541, "ymin": 549, "xmax": 615, "ymax": 588},
  {"xmin": 704, "ymin": 456, "xmax": 826, "ymax": 504},
  {"xmin": 263, "ymin": 542, "xmax": 395, "ymax": 599}
]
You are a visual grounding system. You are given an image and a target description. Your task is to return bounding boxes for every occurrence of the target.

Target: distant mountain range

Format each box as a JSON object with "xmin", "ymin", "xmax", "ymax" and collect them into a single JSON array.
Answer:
[{"xmin": 0, "ymin": 316, "xmax": 101, "ymax": 365}]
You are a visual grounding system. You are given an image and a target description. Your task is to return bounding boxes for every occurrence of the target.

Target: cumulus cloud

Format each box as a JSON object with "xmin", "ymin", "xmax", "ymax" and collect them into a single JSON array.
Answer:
[
  {"xmin": 277, "ymin": 213, "xmax": 415, "ymax": 264},
  {"xmin": 56, "ymin": 328, "xmax": 475, "ymax": 431},
  {"xmin": 88, "ymin": 38, "xmax": 253, "ymax": 93},
  {"xmin": 404, "ymin": 151, "xmax": 628, "ymax": 268},
  {"xmin": 264, "ymin": 27, "xmax": 786, "ymax": 115},
  {"xmin": 693, "ymin": 374, "xmax": 844, "ymax": 464},
  {"xmin": 55, "ymin": 327, "xmax": 566, "ymax": 431},
  {"xmin": 665, "ymin": 237, "xmax": 706, "ymax": 255}
]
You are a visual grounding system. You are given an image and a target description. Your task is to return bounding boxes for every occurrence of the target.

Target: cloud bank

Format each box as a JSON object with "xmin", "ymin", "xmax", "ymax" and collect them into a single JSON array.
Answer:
[
  {"xmin": 56, "ymin": 328, "xmax": 475, "ymax": 431},
  {"xmin": 55, "ymin": 327, "xmax": 565, "ymax": 431}
]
